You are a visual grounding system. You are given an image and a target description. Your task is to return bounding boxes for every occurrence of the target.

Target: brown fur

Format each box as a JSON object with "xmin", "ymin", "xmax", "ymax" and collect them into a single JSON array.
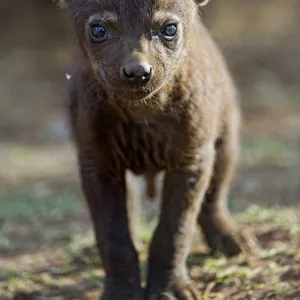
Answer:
[{"xmin": 54, "ymin": 0, "xmax": 256, "ymax": 299}]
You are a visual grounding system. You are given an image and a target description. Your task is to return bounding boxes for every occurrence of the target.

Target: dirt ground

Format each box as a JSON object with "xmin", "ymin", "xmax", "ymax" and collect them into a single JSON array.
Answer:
[{"xmin": 1, "ymin": 208, "xmax": 300, "ymax": 300}]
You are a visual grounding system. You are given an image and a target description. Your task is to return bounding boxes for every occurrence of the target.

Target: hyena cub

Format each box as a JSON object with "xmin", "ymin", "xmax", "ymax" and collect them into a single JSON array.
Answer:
[{"xmin": 54, "ymin": 0, "xmax": 255, "ymax": 299}]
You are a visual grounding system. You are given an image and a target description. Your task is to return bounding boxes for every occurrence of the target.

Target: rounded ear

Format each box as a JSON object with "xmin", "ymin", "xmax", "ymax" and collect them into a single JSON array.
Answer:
[
  {"xmin": 196, "ymin": 0, "xmax": 211, "ymax": 7},
  {"xmin": 52, "ymin": 0, "xmax": 68, "ymax": 8}
]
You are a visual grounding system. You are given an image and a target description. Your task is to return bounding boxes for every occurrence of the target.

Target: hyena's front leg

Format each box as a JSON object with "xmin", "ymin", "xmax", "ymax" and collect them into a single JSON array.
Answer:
[
  {"xmin": 145, "ymin": 143, "xmax": 215, "ymax": 300},
  {"xmin": 78, "ymin": 151, "xmax": 143, "ymax": 300}
]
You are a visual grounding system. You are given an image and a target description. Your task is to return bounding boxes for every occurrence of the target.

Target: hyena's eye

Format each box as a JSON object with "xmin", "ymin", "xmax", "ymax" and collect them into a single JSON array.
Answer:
[
  {"xmin": 89, "ymin": 24, "xmax": 109, "ymax": 43},
  {"xmin": 160, "ymin": 24, "xmax": 177, "ymax": 39}
]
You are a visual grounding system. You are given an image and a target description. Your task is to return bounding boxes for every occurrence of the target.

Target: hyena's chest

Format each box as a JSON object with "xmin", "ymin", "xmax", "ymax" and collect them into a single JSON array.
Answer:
[{"xmin": 109, "ymin": 121, "xmax": 172, "ymax": 175}]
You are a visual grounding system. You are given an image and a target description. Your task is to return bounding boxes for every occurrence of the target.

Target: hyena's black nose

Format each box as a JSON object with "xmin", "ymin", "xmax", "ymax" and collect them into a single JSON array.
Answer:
[{"xmin": 122, "ymin": 61, "xmax": 152, "ymax": 83}]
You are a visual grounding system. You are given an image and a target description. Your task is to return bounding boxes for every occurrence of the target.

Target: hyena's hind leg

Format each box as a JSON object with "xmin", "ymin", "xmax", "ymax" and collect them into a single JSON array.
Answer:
[
  {"xmin": 198, "ymin": 109, "xmax": 257, "ymax": 256},
  {"xmin": 126, "ymin": 171, "xmax": 142, "ymax": 248}
]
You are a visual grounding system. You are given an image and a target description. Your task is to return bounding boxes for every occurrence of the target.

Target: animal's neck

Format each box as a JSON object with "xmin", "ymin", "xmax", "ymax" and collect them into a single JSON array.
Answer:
[{"xmin": 103, "ymin": 82, "xmax": 178, "ymax": 123}]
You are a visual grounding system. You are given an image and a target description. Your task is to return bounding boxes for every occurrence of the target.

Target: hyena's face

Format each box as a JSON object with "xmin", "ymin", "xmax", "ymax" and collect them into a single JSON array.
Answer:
[{"xmin": 54, "ymin": 0, "xmax": 211, "ymax": 101}]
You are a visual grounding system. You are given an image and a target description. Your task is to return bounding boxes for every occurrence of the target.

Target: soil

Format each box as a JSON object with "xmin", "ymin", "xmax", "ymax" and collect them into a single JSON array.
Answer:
[{"xmin": 1, "ymin": 218, "xmax": 300, "ymax": 300}]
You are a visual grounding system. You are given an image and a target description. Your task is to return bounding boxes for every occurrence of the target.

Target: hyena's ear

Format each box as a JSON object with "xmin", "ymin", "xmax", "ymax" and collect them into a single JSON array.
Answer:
[
  {"xmin": 52, "ymin": 0, "xmax": 68, "ymax": 8},
  {"xmin": 195, "ymin": 0, "xmax": 211, "ymax": 7}
]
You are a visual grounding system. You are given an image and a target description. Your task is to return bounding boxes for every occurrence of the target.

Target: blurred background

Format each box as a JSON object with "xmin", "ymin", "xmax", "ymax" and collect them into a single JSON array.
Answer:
[{"xmin": 0, "ymin": 1, "xmax": 299, "ymax": 299}]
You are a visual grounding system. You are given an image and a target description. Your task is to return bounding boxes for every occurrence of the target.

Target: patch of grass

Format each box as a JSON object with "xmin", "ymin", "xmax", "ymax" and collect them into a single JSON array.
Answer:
[
  {"xmin": 58, "ymin": 263, "xmax": 78, "ymax": 276},
  {"xmin": 260, "ymin": 248, "xmax": 283, "ymax": 259},
  {"xmin": 85, "ymin": 267, "xmax": 105, "ymax": 285},
  {"xmin": 0, "ymin": 186, "xmax": 82, "ymax": 221},
  {"xmin": 0, "ymin": 236, "xmax": 16, "ymax": 252},
  {"xmin": 200, "ymin": 255, "xmax": 251, "ymax": 285},
  {"xmin": 2, "ymin": 277, "xmax": 41, "ymax": 296},
  {"xmin": 268, "ymin": 262, "xmax": 283, "ymax": 274},
  {"xmin": 65, "ymin": 233, "xmax": 95, "ymax": 255},
  {"xmin": 236, "ymin": 205, "xmax": 280, "ymax": 222},
  {"xmin": 294, "ymin": 250, "xmax": 300, "ymax": 262},
  {"xmin": 61, "ymin": 233, "xmax": 101, "ymax": 267},
  {"xmin": 242, "ymin": 139, "xmax": 294, "ymax": 165},
  {"xmin": 235, "ymin": 204, "xmax": 300, "ymax": 230},
  {"xmin": 227, "ymin": 198, "xmax": 236, "ymax": 211},
  {"xmin": 2, "ymin": 270, "xmax": 29, "ymax": 281},
  {"xmin": 202, "ymin": 256, "xmax": 226, "ymax": 272},
  {"xmin": 252, "ymin": 283, "xmax": 264, "ymax": 290},
  {"xmin": 271, "ymin": 279, "xmax": 281, "ymax": 293},
  {"xmin": 216, "ymin": 265, "xmax": 250, "ymax": 284},
  {"xmin": 137, "ymin": 219, "xmax": 156, "ymax": 244}
]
